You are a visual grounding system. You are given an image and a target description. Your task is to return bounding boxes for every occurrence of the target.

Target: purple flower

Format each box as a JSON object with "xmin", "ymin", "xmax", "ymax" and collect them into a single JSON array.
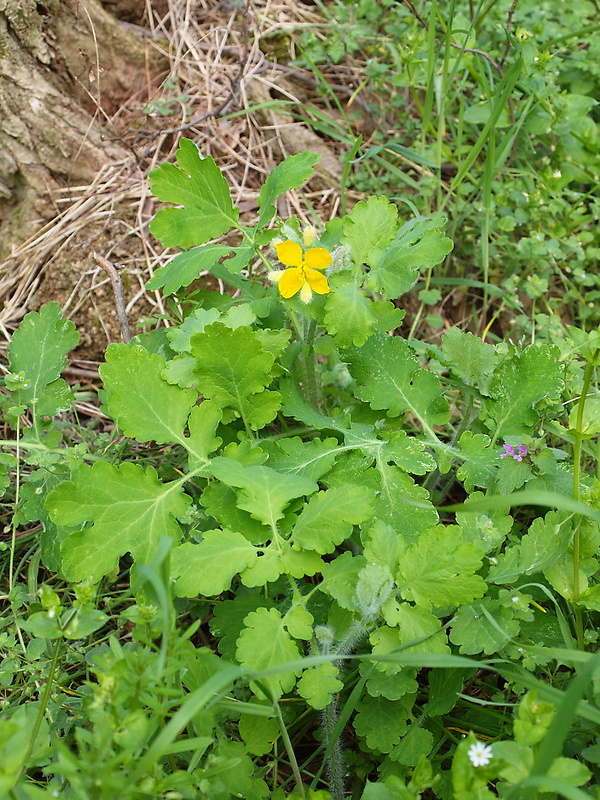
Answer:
[{"xmin": 501, "ymin": 444, "xmax": 528, "ymax": 461}]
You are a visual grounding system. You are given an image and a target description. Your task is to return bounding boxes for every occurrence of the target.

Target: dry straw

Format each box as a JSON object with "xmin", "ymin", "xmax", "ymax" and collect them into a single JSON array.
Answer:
[{"xmin": 0, "ymin": 0, "xmax": 348, "ymax": 358}]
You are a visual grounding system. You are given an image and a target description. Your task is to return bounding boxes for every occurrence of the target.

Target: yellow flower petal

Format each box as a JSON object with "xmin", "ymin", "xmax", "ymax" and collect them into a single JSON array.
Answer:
[
  {"xmin": 268, "ymin": 270, "xmax": 283, "ymax": 283},
  {"xmin": 278, "ymin": 267, "xmax": 304, "ymax": 298},
  {"xmin": 299, "ymin": 280, "xmax": 313, "ymax": 304},
  {"xmin": 275, "ymin": 240, "xmax": 303, "ymax": 268},
  {"xmin": 304, "ymin": 247, "xmax": 332, "ymax": 271},
  {"xmin": 304, "ymin": 267, "xmax": 330, "ymax": 295}
]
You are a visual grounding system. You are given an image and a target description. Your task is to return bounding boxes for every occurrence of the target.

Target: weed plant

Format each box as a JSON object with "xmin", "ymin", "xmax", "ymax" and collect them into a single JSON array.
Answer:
[
  {"xmin": 2, "ymin": 2, "xmax": 600, "ymax": 796},
  {"xmin": 0, "ymin": 133, "xmax": 599, "ymax": 799}
]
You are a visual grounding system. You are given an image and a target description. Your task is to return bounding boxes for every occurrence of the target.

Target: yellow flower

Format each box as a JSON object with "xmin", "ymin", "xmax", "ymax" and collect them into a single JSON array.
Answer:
[{"xmin": 268, "ymin": 240, "xmax": 331, "ymax": 304}]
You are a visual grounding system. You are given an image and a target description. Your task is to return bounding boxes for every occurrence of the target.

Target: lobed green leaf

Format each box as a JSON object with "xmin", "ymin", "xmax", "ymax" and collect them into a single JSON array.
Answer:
[
  {"xmin": 99, "ymin": 343, "xmax": 197, "ymax": 445},
  {"xmin": 345, "ymin": 334, "xmax": 450, "ymax": 430},
  {"xmin": 236, "ymin": 607, "xmax": 302, "ymax": 697},
  {"xmin": 149, "ymin": 138, "xmax": 239, "ymax": 248},
  {"xmin": 191, "ymin": 323, "xmax": 287, "ymax": 430},
  {"xmin": 291, "ymin": 484, "xmax": 374, "ymax": 554},
  {"xmin": 146, "ymin": 244, "xmax": 233, "ymax": 294},
  {"xmin": 47, "ymin": 462, "xmax": 191, "ymax": 582},
  {"xmin": 365, "ymin": 216, "xmax": 453, "ymax": 298},
  {"xmin": 396, "ymin": 526, "xmax": 486, "ymax": 608},
  {"xmin": 257, "ymin": 151, "xmax": 320, "ymax": 226},
  {"xmin": 172, "ymin": 531, "xmax": 257, "ymax": 597},
  {"xmin": 7, "ymin": 303, "xmax": 79, "ymax": 418},
  {"xmin": 483, "ymin": 344, "xmax": 563, "ymax": 439}
]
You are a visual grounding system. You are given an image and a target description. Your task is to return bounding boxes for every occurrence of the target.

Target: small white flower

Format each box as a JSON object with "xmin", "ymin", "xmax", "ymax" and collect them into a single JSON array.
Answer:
[{"xmin": 467, "ymin": 741, "xmax": 493, "ymax": 767}]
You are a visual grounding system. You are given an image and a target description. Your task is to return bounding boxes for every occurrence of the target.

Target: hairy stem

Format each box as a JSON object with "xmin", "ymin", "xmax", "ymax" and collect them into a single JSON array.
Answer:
[
  {"xmin": 319, "ymin": 621, "xmax": 367, "ymax": 800},
  {"xmin": 302, "ymin": 319, "xmax": 321, "ymax": 410},
  {"xmin": 322, "ymin": 694, "xmax": 345, "ymax": 800}
]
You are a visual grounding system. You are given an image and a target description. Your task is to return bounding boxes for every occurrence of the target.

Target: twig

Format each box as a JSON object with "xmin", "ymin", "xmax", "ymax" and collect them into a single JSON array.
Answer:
[
  {"xmin": 501, "ymin": 0, "xmax": 520, "ymax": 67},
  {"xmin": 93, "ymin": 253, "xmax": 132, "ymax": 343},
  {"xmin": 402, "ymin": 0, "xmax": 502, "ymax": 73},
  {"xmin": 450, "ymin": 42, "xmax": 501, "ymax": 72}
]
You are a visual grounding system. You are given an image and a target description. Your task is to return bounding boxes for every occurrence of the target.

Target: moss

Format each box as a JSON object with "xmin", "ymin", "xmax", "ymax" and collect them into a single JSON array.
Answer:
[{"xmin": 259, "ymin": 32, "xmax": 293, "ymax": 62}]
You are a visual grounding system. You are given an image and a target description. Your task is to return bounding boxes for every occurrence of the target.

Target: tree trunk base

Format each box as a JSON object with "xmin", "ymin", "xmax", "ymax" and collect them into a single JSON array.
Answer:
[{"xmin": 0, "ymin": 0, "xmax": 166, "ymax": 351}]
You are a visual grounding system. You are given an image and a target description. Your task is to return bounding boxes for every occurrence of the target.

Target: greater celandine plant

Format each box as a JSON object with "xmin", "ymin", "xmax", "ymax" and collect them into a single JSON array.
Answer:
[{"xmin": 2, "ymin": 138, "xmax": 600, "ymax": 798}]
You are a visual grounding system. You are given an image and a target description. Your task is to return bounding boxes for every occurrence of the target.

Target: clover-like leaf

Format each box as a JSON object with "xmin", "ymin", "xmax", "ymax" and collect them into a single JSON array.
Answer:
[
  {"xmin": 291, "ymin": 484, "xmax": 374, "ymax": 554},
  {"xmin": 99, "ymin": 343, "xmax": 198, "ymax": 447},
  {"xmin": 47, "ymin": 462, "xmax": 191, "ymax": 582},
  {"xmin": 297, "ymin": 663, "xmax": 343, "ymax": 710},
  {"xmin": 345, "ymin": 334, "xmax": 449, "ymax": 430},
  {"xmin": 396, "ymin": 526, "xmax": 486, "ymax": 608},
  {"xmin": 353, "ymin": 694, "xmax": 413, "ymax": 754},
  {"xmin": 149, "ymin": 138, "xmax": 239, "ymax": 248},
  {"xmin": 172, "ymin": 530, "xmax": 257, "ymax": 597},
  {"xmin": 258, "ymin": 152, "xmax": 320, "ymax": 226},
  {"xmin": 7, "ymin": 302, "xmax": 79, "ymax": 418},
  {"xmin": 236, "ymin": 607, "xmax": 302, "ymax": 697}
]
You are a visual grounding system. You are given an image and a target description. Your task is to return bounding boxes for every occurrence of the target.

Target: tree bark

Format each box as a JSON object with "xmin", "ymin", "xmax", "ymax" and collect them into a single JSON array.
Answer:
[{"xmin": 0, "ymin": 0, "xmax": 152, "ymax": 254}]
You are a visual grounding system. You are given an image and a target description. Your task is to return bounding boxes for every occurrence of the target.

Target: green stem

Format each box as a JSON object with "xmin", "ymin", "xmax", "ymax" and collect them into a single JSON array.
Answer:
[
  {"xmin": 424, "ymin": 394, "xmax": 475, "ymax": 497},
  {"xmin": 407, "ymin": 267, "xmax": 432, "ymax": 341},
  {"xmin": 271, "ymin": 690, "xmax": 305, "ymax": 798},
  {"xmin": 322, "ymin": 695, "xmax": 345, "ymax": 800},
  {"xmin": 571, "ymin": 354, "xmax": 597, "ymax": 649},
  {"xmin": 19, "ymin": 636, "xmax": 62, "ymax": 781},
  {"xmin": 8, "ymin": 417, "xmax": 21, "ymax": 596},
  {"xmin": 302, "ymin": 319, "xmax": 321, "ymax": 411},
  {"xmin": 319, "ymin": 620, "xmax": 366, "ymax": 800}
]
